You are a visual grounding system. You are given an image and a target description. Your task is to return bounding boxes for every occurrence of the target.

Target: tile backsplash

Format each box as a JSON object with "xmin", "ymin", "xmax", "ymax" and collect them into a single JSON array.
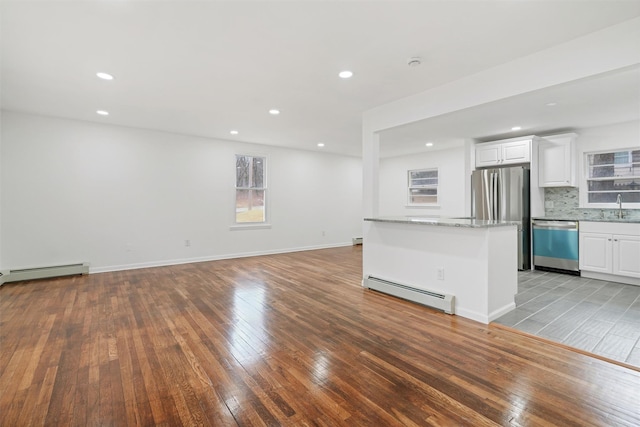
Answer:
[{"xmin": 544, "ymin": 187, "xmax": 640, "ymax": 220}]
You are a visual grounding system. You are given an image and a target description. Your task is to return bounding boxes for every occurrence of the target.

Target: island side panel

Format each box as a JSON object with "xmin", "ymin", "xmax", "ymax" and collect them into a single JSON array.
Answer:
[
  {"xmin": 486, "ymin": 226, "xmax": 518, "ymax": 321},
  {"xmin": 363, "ymin": 221, "xmax": 492, "ymax": 323}
]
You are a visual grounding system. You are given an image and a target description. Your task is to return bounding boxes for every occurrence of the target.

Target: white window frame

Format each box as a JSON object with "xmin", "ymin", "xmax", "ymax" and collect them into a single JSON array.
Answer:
[
  {"xmin": 232, "ymin": 154, "xmax": 269, "ymax": 227},
  {"xmin": 407, "ymin": 168, "xmax": 439, "ymax": 206},
  {"xmin": 582, "ymin": 147, "xmax": 640, "ymax": 208}
]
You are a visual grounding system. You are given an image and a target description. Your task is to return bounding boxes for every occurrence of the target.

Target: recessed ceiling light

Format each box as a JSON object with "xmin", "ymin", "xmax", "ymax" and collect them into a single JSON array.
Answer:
[
  {"xmin": 425, "ymin": 142, "xmax": 434, "ymax": 147},
  {"xmin": 96, "ymin": 110, "xmax": 109, "ymax": 116},
  {"xmin": 96, "ymin": 72, "xmax": 114, "ymax": 81},
  {"xmin": 230, "ymin": 130, "xmax": 239, "ymax": 135},
  {"xmin": 317, "ymin": 143, "xmax": 325, "ymax": 147},
  {"xmin": 338, "ymin": 70, "xmax": 353, "ymax": 79},
  {"xmin": 546, "ymin": 102, "xmax": 558, "ymax": 107},
  {"xmin": 269, "ymin": 109, "xmax": 280, "ymax": 115},
  {"xmin": 511, "ymin": 126, "xmax": 522, "ymax": 131}
]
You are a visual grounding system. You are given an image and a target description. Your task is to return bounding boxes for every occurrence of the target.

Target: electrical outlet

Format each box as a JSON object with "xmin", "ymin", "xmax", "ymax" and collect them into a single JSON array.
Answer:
[
  {"xmin": 185, "ymin": 239, "xmax": 191, "ymax": 247},
  {"xmin": 437, "ymin": 268, "xmax": 445, "ymax": 280}
]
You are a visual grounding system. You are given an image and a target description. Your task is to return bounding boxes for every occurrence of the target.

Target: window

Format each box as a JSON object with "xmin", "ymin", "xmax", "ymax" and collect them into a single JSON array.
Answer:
[
  {"xmin": 586, "ymin": 149, "xmax": 640, "ymax": 205},
  {"xmin": 235, "ymin": 155, "xmax": 266, "ymax": 223},
  {"xmin": 408, "ymin": 168, "xmax": 438, "ymax": 205}
]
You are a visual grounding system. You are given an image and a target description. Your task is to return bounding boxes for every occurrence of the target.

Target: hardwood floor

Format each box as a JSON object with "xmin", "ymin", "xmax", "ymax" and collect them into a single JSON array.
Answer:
[{"xmin": 1, "ymin": 246, "xmax": 639, "ymax": 426}]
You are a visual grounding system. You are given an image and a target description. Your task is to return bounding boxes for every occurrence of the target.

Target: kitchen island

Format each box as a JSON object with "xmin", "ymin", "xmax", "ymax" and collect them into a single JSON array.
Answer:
[{"xmin": 363, "ymin": 216, "xmax": 519, "ymax": 324}]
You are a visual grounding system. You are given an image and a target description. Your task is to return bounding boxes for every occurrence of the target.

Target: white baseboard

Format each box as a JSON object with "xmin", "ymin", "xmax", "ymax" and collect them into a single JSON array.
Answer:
[
  {"xmin": 488, "ymin": 302, "xmax": 517, "ymax": 322},
  {"xmin": 455, "ymin": 307, "xmax": 489, "ymax": 325},
  {"xmin": 89, "ymin": 242, "xmax": 354, "ymax": 274},
  {"xmin": 580, "ymin": 271, "xmax": 640, "ymax": 286},
  {"xmin": 0, "ymin": 270, "xmax": 9, "ymax": 286}
]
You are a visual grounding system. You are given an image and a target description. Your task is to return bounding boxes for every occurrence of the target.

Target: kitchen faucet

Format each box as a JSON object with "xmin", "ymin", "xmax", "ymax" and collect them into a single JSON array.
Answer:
[{"xmin": 616, "ymin": 193, "xmax": 623, "ymax": 219}]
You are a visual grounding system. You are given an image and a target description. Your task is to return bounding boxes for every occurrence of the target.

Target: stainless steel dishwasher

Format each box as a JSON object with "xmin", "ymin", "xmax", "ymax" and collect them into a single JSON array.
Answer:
[{"xmin": 532, "ymin": 220, "xmax": 579, "ymax": 274}]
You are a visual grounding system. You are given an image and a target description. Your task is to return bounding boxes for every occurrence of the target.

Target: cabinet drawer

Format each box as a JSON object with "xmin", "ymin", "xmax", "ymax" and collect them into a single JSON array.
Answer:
[{"xmin": 580, "ymin": 221, "xmax": 640, "ymax": 235}]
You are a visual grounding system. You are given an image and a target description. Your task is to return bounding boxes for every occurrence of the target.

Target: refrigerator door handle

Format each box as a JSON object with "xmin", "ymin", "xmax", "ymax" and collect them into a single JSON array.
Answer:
[
  {"xmin": 493, "ymin": 171, "xmax": 498, "ymax": 220},
  {"xmin": 499, "ymin": 168, "xmax": 507, "ymax": 221},
  {"xmin": 483, "ymin": 170, "xmax": 492, "ymax": 220},
  {"xmin": 492, "ymin": 171, "xmax": 499, "ymax": 220}
]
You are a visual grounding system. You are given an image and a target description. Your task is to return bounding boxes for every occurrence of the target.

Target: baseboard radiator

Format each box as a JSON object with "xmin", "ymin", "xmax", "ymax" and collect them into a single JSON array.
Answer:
[
  {"xmin": 352, "ymin": 237, "xmax": 363, "ymax": 245},
  {"xmin": 364, "ymin": 275, "xmax": 454, "ymax": 314},
  {"xmin": 3, "ymin": 263, "xmax": 89, "ymax": 284}
]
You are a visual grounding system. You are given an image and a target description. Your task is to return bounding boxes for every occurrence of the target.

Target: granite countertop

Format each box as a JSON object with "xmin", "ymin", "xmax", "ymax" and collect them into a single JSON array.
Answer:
[
  {"xmin": 364, "ymin": 216, "xmax": 519, "ymax": 228},
  {"xmin": 532, "ymin": 216, "xmax": 640, "ymax": 224}
]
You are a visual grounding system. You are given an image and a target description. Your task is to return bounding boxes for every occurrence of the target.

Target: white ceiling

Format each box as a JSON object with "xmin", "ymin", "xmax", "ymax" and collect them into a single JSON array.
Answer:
[
  {"xmin": 2, "ymin": 1, "xmax": 640, "ymax": 158},
  {"xmin": 379, "ymin": 65, "xmax": 640, "ymax": 157}
]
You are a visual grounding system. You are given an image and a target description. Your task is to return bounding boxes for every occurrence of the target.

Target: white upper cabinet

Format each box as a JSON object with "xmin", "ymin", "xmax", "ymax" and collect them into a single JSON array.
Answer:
[
  {"xmin": 475, "ymin": 138, "xmax": 531, "ymax": 167},
  {"xmin": 538, "ymin": 133, "xmax": 577, "ymax": 187}
]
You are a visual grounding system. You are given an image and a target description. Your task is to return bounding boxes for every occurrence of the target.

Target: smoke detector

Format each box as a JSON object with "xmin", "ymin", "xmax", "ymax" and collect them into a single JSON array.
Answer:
[{"xmin": 407, "ymin": 57, "xmax": 422, "ymax": 67}]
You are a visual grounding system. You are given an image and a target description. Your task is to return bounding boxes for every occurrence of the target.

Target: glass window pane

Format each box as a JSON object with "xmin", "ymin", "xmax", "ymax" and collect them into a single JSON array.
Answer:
[
  {"xmin": 589, "ymin": 152, "xmax": 614, "ymax": 166},
  {"xmin": 409, "ymin": 188, "xmax": 437, "ymax": 204},
  {"xmin": 614, "ymin": 162, "xmax": 640, "ymax": 177},
  {"xmin": 236, "ymin": 155, "xmax": 251, "ymax": 187},
  {"xmin": 589, "ymin": 165, "xmax": 614, "ymax": 178},
  {"xmin": 409, "ymin": 169, "xmax": 438, "ymax": 187},
  {"xmin": 236, "ymin": 189, "xmax": 265, "ymax": 223},
  {"xmin": 614, "ymin": 152, "xmax": 629, "ymax": 164},
  {"xmin": 588, "ymin": 179, "xmax": 640, "ymax": 192},
  {"xmin": 410, "ymin": 194, "xmax": 438, "ymax": 204},
  {"xmin": 252, "ymin": 157, "xmax": 265, "ymax": 188},
  {"xmin": 588, "ymin": 150, "xmax": 640, "ymax": 178},
  {"xmin": 588, "ymin": 192, "xmax": 640, "ymax": 204},
  {"xmin": 408, "ymin": 168, "xmax": 438, "ymax": 204}
]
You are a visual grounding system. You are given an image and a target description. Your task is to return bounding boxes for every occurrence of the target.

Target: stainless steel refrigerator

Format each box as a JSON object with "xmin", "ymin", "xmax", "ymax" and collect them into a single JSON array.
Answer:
[{"xmin": 471, "ymin": 166, "xmax": 531, "ymax": 270}]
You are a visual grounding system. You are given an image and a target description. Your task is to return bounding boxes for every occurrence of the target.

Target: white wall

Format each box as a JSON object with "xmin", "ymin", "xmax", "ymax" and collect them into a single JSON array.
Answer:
[
  {"xmin": 575, "ymin": 119, "xmax": 639, "ymax": 159},
  {"xmin": 0, "ymin": 109, "xmax": 3, "ymax": 272},
  {"xmin": 378, "ymin": 145, "xmax": 468, "ymax": 217},
  {"xmin": 1, "ymin": 112, "xmax": 362, "ymax": 272},
  {"xmin": 575, "ymin": 119, "xmax": 640, "ymax": 207}
]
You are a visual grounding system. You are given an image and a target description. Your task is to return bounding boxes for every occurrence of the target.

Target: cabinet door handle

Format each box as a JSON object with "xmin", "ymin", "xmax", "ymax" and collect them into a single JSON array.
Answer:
[
  {"xmin": 608, "ymin": 239, "xmax": 612, "ymax": 241},
  {"xmin": 614, "ymin": 239, "xmax": 618, "ymax": 242}
]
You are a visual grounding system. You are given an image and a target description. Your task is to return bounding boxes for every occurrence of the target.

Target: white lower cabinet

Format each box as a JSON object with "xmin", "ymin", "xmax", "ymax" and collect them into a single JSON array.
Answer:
[
  {"xmin": 613, "ymin": 234, "xmax": 640, "ymax": 278},
  {"xmin": 580, "ymin": 232, "xmax": 612, "ymax": 273},
  {"xmin": 579, "ymin": 222, "xmax": 640, "ymax": 285}
]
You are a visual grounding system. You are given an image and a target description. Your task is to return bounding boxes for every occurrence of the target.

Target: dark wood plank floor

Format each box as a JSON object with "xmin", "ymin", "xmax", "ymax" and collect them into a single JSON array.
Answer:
[{"xmin": 1, "ymin": 246, "xmax": 639, "ymax": 426}]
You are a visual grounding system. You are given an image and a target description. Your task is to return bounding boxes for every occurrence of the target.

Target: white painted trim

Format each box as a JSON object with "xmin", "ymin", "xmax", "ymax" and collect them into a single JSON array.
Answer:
[
  {"xmin": 0, "ymin": 271, "xmax": 9, "ymax": 286},
  {"xmin": 88, "ymin": 242, "xmax": 353, "ymax": 274},
  {"xmin": 455, "ymin": 308, "xmax": 489, "ymax": 325},
  {"xmin": 488, "ymin": 302, "xmax": 517, "ymax": 323},
  {"xmin": 229, "ymin": 223, "xmax": 273, "ymax": 230},
  {"xmin": 458, "ymin": 302, "xmax": 516, "ymax": 324}
]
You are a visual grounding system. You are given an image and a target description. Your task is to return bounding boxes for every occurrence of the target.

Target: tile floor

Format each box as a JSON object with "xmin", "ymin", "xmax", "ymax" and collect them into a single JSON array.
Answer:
[{"xmin": 494, "ymin": 269, "xmax": 640, "ymax": 368}]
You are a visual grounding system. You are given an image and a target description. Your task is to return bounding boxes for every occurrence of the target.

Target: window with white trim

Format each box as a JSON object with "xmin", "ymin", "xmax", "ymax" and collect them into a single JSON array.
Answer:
[
  {"xmin": 586, "ymin": 148, "xmax": 640, "ymax": 205},
  {"xmin": 235, "ymin": 155, "xmax": 266, "ymax": 223},
  {"xmin": 408, "ymin": 168, "xmax": 438, "ymax": 205}
]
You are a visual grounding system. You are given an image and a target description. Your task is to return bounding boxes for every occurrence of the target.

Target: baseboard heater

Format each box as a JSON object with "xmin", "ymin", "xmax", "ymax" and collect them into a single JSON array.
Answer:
[
  {"xmin": 365, "ymin": 275, "xmax": 454, "ymax": 314},
  {"xmin": 3, "ymin": 263, "xmax": 89, "ymax": 284},
  {"xmin": 352, "ymin": 237, "xmax": 363, "ymax": 245}
]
